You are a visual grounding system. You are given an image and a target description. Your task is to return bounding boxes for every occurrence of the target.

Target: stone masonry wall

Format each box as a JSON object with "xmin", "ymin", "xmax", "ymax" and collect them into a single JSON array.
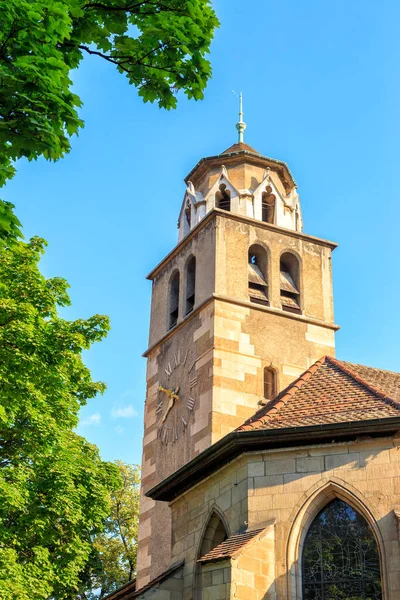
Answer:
[
  {"xmin": 138, "ymin": 212, "xmax": 337, "ymax": 589},
  {"xmin": 230, "ymin": 527, "xmax": 276, "ymax": 600},
  {"xmin": 169, "ymin": 435, "xmax": 400, "ymax": 600},
  {"xmin": 201, "ymin": 562, "xmax": 231, "ymax": 600}
]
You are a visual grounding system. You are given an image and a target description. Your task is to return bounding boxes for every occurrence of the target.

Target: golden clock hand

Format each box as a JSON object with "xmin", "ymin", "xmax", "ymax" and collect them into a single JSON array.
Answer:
[
  {"xmin": 158, "ymin": 385, "xmax": 174, "ymax": 398},
  {"xmin": 162, "ymin": 396, "xmax": 175, "ymax": 423}
]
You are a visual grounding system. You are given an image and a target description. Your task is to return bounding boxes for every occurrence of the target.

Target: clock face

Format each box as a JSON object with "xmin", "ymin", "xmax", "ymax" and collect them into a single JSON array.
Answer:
[{"xmin": 156, "ymin": 345, "xmax": 198, "ymax": 445}]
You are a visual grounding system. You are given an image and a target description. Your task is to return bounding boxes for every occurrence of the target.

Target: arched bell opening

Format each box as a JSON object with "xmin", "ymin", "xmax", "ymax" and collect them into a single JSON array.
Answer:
[
  {"xmin": 185, "ymin": 201, "xmax": 192, "ymax": 230},
  {"xmin": 280, "ymin": 251, "xmax": 301, "ymax": 314},
  {"xmin": 185, "ymin": 255, "xmax": 196, "ymax": 316},
  {"xmin": 168, "ymin": 270, "xmax": 180, "ymax": 330},
  {"xmin": 261, "ymin": 185, "xmax": 276, "ymax": 224},
  {"xmin": 215, "ymin": 184, "xmax": 231, "ymax": 212},
  {"xmin": 248, "ymin": 244, "xmax": 269, "ymax": 306}
]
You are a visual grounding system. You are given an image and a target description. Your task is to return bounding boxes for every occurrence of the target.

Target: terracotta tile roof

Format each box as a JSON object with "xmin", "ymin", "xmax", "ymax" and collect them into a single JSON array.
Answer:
[
  {"xmin": 342, "ymin": 361, "xmax": 400, "ymax": 403},
  {"xmin": 238, "ymin": 356, "xmax": 400, "ymax": 431},
  {"xmin": 222, "ymin": 142, "xmax": 260, "ymax": 155},
  {"xmin": 198, "ymin": 529, "xmax": 264, "ymax": 564}
]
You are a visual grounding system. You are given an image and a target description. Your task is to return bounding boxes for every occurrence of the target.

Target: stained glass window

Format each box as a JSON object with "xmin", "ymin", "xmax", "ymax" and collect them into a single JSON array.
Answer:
[{"xmin": 302, "ymin": 499, "xmax": 382, "ymax": 600}]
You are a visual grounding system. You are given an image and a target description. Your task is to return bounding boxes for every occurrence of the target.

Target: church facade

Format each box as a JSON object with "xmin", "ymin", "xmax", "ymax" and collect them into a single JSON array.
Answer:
[{"xmin": 108, "ymin": 133, "xmax": 400, "ymax": 600}]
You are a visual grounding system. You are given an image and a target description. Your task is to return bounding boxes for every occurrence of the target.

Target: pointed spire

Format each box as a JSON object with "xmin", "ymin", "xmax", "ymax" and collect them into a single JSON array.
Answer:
[{"xmin": 235, "ymin": 92, "xmax": 246, "ymax": 143}]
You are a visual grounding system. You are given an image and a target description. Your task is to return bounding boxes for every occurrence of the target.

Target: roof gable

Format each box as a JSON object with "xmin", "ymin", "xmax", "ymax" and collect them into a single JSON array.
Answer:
[
  {"xmin": 238, "ymin": 356, "xmax": 400, "ymax": 432},
  {"xmin": 198, "ymin": 529, "xmax": 265, "ymax": 564}
]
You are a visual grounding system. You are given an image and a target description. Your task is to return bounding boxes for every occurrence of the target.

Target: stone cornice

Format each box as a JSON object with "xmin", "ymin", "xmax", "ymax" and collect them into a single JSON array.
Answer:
[
  {"xmin": 142, "ymin": 295, "xmax": 214, "ymax": 358},
  {"xmin": 184, "ymin": 148, "xmax": 297, "ymax": 193},
  {"xmin": 146, "ymin": 419, "xmax": 400, "ymax": 502},
  {"xmin": 143, "ymin": 294, "xmax": 339, "ymax": 358},
  {"xmin": 146, "ymin": 209, "xmax": 338, "ymax": 281}
]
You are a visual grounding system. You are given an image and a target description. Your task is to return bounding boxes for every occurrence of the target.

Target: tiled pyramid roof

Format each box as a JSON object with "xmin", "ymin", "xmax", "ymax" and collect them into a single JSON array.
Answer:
[
  {"xmin": 238, "ymin": 356, "xmax": 400, "ymax": 431},
  {"xmin": 222, "ymin": 142, "xmax": 260, "ymax": 155},
  {"xmin": 198, "ymin": 529, "xmax": 264, "ymax": 564}
]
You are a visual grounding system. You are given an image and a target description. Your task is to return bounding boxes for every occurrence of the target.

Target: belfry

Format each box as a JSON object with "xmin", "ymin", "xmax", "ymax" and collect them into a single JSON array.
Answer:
[{"xmin": 110, "ymin": 109, "xmax": 400, "ymax": 600}]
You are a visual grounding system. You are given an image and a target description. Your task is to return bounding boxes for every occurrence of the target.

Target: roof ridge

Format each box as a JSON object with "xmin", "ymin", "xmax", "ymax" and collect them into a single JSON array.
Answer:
[
  {"xmin": 237, "ymin": 356, "xmax": 329, "ymax": 430},
  {"xmin": 342, "ymin": 360, "xmax": 400, "ymax": 377},
  {"xmin": 327, "ymin": 356, "xmax": 400, "ymax": 411}
]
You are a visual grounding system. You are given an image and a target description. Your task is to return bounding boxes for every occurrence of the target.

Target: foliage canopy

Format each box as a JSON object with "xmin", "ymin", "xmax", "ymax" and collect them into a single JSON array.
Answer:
[
  {"xmin": 0, "ymin": 0, "xmax": 219, "ymax": 188},
  {"xmin": 0, "ymin": 236, "xmax": 120, "ymax": 600},
  {"xmin": 77, "ymin": 462, "xmax": 140, "ymax": 599}
]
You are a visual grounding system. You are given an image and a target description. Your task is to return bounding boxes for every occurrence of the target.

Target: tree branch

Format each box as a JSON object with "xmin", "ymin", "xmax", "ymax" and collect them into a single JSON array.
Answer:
[
  {"xmin": 61, "ymin": 42, "xmax": 181, "ymax": 78},
  {"xmin": 82, "ymin": 1, "xmax": 186, "ymax": 14}
]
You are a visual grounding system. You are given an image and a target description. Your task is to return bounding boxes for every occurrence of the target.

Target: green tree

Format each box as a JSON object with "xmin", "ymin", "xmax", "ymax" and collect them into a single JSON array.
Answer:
[
  {"xmin": 0, "ymin": 0, "xmax": 219, "ymax": 189},
  {"xmin": 76, "ymin": 462, "xmax": 141, "ymax": 599},
  {"xmin": 0, "ymin": 235, "xmax": 121, "ymax": 600}
]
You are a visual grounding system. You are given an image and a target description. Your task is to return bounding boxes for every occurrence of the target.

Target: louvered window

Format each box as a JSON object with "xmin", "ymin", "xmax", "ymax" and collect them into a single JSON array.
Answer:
[
  {"xmin": 248, "ymin": 246, "xmax": 269, "ymax": 306},
  {"xmin": 185, "ymin": 256, "xmax": 196, "ymax": 315},
  {"xmin": 280, "ymin": 253, "xmax": 301, "ymax": 314},
  {"xmin": 168, "ymin": 270, "xmax": 180, "ymax": 329}
]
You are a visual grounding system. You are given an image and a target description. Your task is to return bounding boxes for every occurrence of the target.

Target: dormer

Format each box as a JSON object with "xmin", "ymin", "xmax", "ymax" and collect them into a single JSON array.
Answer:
[{"xmin": 177, "ymin": 141, "xmax": 303, "ymax": 241}]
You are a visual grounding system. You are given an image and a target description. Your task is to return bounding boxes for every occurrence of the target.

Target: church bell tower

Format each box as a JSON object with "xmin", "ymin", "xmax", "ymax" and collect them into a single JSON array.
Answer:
[{"xmin": 136, "ymin": 108, "xmax": 338, "ymax": 588}]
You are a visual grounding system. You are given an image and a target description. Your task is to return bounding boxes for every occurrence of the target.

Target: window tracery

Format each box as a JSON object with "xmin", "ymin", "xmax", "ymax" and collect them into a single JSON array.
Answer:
[{"xmin": 302, "ymin": 499, "xmax": 382, "ymax": 600}]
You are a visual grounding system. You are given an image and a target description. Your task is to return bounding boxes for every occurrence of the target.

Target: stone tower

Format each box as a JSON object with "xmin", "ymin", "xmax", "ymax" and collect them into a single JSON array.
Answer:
[{"xmin": 136, "ymin": 130, "xmax": 338, "ymax": 588}]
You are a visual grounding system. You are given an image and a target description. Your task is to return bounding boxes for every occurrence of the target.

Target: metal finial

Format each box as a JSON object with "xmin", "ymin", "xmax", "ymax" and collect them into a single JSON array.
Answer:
[{"xmin": 235, "ymin": 91, "xmax": 246, "ymax": 143}]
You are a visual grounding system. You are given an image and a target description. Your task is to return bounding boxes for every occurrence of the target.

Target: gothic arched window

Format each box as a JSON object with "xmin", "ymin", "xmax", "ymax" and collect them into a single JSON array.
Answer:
[
  {"xmin": 302, "ymin": 499, "xmax": 382, "ymax": 600},
  {"xmin": 248, "ymin": 244, "xmax": 269, "ymax": 305},
  {"xmin": 195, "ymin": 511, "xmax": 229, "ymax": 599},
  {"xmin": 263, "ymin": 367, "xmax": 277, "ymax": 400},
  {"xmin": 215, "ymin": 184, "xmax": 231, "ymax": 211},
  {"xmin": 261, "ymin": 186, "xmax": 276, "ymax": 224},
  {"xmin": 280, "ymin": 252, "xmax": 301, "ymax": 314},
  {"xmin": 168, "ymin": 270, "xmax": 180, "ymax": 329},
  {"xmin": 185, "ymin": 256, "xmax": 196, "ymax": 315}
]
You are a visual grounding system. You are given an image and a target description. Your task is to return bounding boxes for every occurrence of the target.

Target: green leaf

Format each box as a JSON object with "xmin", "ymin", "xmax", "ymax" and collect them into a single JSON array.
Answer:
[{"xmin": 0, "ymin": 236, "xmax": 119, "ymax": 599}]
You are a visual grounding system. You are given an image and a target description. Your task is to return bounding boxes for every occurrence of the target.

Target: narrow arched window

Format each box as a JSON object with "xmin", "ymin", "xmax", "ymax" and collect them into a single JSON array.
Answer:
[
  {"xmin": 261, "ymin": 186, "xmax": 275, "ymax": 224},
  {"xmin": 168, "ymin": 270, "xmax": 180, "ymax": 329},
  {"xmin": 295, "ymin": 209, "xmax": 300, "ymax": 231},
  {"xmin": 215, "ymin": 184, "xmax": 231, "ymax": 211},
  {"xmin": 185, "ymin": 256, "xmax": 196, "ymax": 315},
  {"xmin": 248, "ymin": 245, "xmax": 269, "ymax": 305},
  {"xmin": 263, "ymin": 367, "xmax": 276, "ymax": 400},
  {"xmin": 201, "ymin": 514, "xmax": 228, "ymax": 555},
  {"xmin": 195, "ymin": 512, "xmax": 229, "ymax": 599},
  {"xmin": 280, "ymin": 252, "xmax": 301, "ymax": 314},
  {"xmin": 302, "ymin": 499, "xmax": 382, "ymax": 600},
  {"xmin": 185, "ymin": 201, "xmax": 191, "ymax": 230}
]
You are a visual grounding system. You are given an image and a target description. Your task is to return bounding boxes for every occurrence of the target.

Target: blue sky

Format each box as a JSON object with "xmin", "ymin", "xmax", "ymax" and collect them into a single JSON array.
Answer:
[{"xmin": 4, "ymin": 0, "xmax": 400, "ymax": 466}]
